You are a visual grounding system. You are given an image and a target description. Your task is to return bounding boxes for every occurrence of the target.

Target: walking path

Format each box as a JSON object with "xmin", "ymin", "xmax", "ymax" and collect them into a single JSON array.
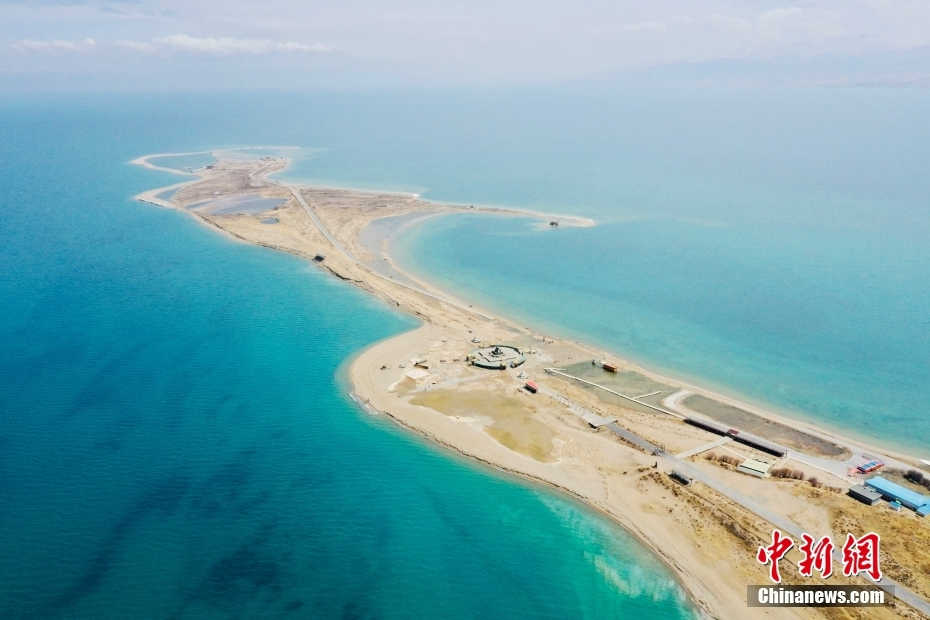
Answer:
[
  {"xmin": 544, "ymin": 368, "xmax": 685, "ymax": 419},
  {"xmin": 676, "ymin": 436, "xmax": 732, "ymax": 459}
]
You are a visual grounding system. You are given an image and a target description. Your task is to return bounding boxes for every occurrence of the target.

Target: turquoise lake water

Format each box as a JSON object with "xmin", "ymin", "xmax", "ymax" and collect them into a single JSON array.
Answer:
[
  {"xmin": 0, "ymin": 94, "xmax": 696, "ymax": 618},
  {"xmin": 3, "ymin": 86, "xmax": 927, "ymax": 618},
  {"xmin": 376, "ymin": 89, "xmax": 930, "ymax": 456}
]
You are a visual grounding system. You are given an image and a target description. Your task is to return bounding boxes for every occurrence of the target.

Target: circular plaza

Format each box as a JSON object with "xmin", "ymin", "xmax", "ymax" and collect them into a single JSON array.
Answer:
[{"xmin": 467, "ymin": 345, "xmax": 526, "ymax": 370}]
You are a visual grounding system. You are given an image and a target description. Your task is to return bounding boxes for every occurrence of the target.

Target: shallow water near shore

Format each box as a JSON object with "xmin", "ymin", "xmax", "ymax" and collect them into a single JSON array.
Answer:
[
  {"xmin": 4, "ymin": 85, "xmax": 928, "ymax": 617},
  {"xmin": 150, "ymin": 152, "xmax": 216, "ymax": 171},
  {"xmin": 271, "ymin": 86, "xmax": 930, "ymax": 459},
  {"xmin": 393, "ymin": 209, "xmax": 930, "ymax": 456},
  {"xmin": 0, "ymin": 95, "xmax": 697, "ymax": 617}
]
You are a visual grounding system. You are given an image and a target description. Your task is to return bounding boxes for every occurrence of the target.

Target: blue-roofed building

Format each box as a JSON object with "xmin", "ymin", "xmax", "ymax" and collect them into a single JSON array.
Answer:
[{"xmin": 865, "ymin": 476, "xmax": 930, "ymax": 516}]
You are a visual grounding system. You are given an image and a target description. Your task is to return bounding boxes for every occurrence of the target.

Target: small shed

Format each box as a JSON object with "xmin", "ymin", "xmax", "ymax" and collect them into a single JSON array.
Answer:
[
  {"xmin": 848, "ymin": 484, "xmax": 882, "ymax": 505},
  {"xmin": 736, "ymin": 458, "xmax": 772, "ymax": 478}
]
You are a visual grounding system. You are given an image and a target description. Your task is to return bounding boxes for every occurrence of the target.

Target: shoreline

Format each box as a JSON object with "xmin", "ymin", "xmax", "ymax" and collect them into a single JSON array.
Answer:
[
  {"xmin": 132, "ymin": 150, "xmax": 930, "ymax": 620},
  {"xmin": 337, "ymin": 337, "xmax": 709, "ymax": 613},
  {"xmin": 385, "ymin": 211, "xmax": 924, "ymax": 464},
  {"xmin": 132, "ymin": 152, "xmax": 716, "ymax": 613},
  {"xmin": 270, "ymin": 176, "xmax": 598, "ymax": 229}
]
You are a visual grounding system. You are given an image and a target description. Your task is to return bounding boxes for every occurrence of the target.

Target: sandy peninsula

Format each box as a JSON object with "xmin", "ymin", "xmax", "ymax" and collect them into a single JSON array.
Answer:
[{"xmin": 133, "ymin": 150, "xmax": 930, "ymax": 620}]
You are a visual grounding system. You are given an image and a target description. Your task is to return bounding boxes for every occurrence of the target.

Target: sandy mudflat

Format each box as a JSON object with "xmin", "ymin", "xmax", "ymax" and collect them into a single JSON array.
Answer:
[{"xmin": 134, "ymin": 151, "xmax": 930, "ymax": 620}]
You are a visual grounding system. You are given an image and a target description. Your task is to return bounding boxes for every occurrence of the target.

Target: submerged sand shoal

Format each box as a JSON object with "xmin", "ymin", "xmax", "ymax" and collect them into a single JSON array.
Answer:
[{"xmin": 133, "ymin": 152, "xmax": 930, "ymax": 620}]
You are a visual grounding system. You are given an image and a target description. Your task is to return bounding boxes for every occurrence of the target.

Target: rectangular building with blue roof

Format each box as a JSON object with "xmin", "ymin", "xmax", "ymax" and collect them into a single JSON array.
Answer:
[{"xmin": 865, "ymin": 476, "xmax": 930, "ymax": 516}]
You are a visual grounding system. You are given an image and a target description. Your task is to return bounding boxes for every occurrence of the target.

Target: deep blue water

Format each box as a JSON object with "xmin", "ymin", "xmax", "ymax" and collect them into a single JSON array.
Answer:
[{"xmin": 0, "ymin": 95, "xmax": 695, "ymax": 618}]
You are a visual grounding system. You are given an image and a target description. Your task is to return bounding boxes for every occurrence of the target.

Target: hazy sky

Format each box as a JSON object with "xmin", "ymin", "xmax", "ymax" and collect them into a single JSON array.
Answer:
[{"xmin": 3, "ymin": 0, "xmax": 930, "ymax": 90}]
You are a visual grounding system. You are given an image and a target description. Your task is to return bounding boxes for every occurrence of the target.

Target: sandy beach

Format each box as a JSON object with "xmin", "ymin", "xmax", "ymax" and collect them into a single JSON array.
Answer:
[{"xmin": 133, "ymin": 150, "xmax": 930, "ymax": 620}]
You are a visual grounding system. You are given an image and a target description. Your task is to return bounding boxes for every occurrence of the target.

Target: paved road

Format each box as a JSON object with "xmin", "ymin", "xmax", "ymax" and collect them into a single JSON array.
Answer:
[
  {"xmin": 550, "ymin": 385, "xmax": 930, "ymax": 617},
  {"xmin": 283, "ymin": 183, "xmax": 356, "ymax": 262},
  {"xmin": 661, "ymin": 390, "xmax": 917, "ymax": 481},
  {"xmin": 539, "ymin": 386, "xmax": 615, "ymax": 427},
  {"xmin": 278, "ymin": 179, "xmax": 930, "ymax": 617},
  {"xmin": 672, "ymin": 453, "xmax": 929, "ymax": 616}
]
